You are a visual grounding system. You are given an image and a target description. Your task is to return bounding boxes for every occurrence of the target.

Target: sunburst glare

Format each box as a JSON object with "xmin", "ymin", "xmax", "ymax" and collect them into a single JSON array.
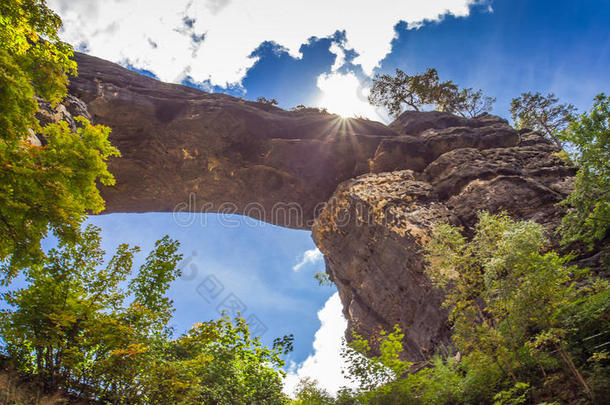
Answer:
[{"xmin": 315, "ymin": 72, "xmax": 380, "ymax": 120}]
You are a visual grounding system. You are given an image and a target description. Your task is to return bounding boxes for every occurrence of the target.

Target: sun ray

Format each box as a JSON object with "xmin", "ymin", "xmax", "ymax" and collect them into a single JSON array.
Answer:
[{"xmin": 316, "ymin": 72, "xmax": 379, "ymax": 120}]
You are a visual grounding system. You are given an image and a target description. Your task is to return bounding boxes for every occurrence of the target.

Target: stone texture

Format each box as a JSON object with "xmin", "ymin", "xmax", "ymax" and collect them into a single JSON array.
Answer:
[
  {"xmin": 370, "ymin": 112, "xmax": 519, "ymax": 173},
  {"xmin": 312, "ymin": 115, "xmax": 576, "ymax": 361},
  {"xmin": 68, "ymin": 53, "xmax": 397, "ymax": 228},
  {"xmin": 65, "ymin": 53, "xmax": 581, "ymax": 361},
  {"xmin": 312, "ymin": 171, "xmax": 457, "ymax": 360}
]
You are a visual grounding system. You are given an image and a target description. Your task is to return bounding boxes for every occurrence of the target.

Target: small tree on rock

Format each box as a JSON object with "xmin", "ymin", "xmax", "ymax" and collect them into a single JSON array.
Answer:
[
  {"xmin": 256, "ymin": 96, "xmax": 278, "ymax": 105},
  {"xmin": 558, "ymin": 93, "xmax": 610, "ymax": 250},
  {"xmin": 453, "ymin": 88, "xmax": 496, "ymax": 118},
  {"xmin": 369, "ymin": 68, "xmax": 494, "ymax": 118},
  {"xmin": 510, "ymin": 91, "xmax": 577, "ymax": 148}
]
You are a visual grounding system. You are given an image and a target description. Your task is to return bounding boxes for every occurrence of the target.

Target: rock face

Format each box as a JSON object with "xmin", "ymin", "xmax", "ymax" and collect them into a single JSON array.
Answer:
[
  {"xmin": 68, "ymin": 53, "xmax": 397, "ymax": 229},
  {"xmin": 66, "ymin": 53, "xmax": 577, "ymax": 361},
  {"xmin": 311, "ymin": 113, "xmax": 575, "ymax": 360}
]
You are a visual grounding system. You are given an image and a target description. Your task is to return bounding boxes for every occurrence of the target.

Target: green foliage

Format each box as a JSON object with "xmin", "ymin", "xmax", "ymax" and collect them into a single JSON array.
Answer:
[
  {"xmin": 324, "ymin": 212, "xmax": 608, "ymax": 405},
  {"xmin": 0, "ymin": 226, "xmax": 291, "ymax": 404},
  {"xmin": 454, "ymin": 87, "xmax": 497, "ymax": 118},
  {"xmin": 0, "ymin": 0, "xmax": 76, "ymax": 124},
  {"xmin": 459, "ymin": 351, "xmax": 506, "ymax": 404},
  {"xmin": 558, "ymin": 93, "xmax": 610, "ymax": 249},
  {"xmin": 150, "ymin": 317, "xmax": 290, "ymax": 405},
  {"xmin": 510, "ymin": 92, "xmax": 577, "ymax": 148},
  {"xmin": 291, "ymin": 104, "xmax": 328, "ymax": 114},
  {"xmin": 341, "ymin": 326, "xmax": 411, "ymax": 393},
  {"xmin": 0, "ymin": 119, "xmax": 119, "ymax": 282},
  {"xmin": 0, "ymin": 0, "xmax": 118, "ymax": 279},
  {"xmin": 314, "ymin": 271, "xmax": 333, "ymax": 286},
  {"xmin": 368, "ymin": 68, "xmax": 494, "ymax": 118},
  {"xmin": 128, "ymin": 235, "xmax": 181, "ymax": 325},
  {"xmin": 368, "ymin": 68, "xmax": 450, "ymax": 116},
  {"xmin": 492, "ymin": 382, "xmax": 530, "ymax": 405},
  {"xmin": 425, "ymin": 212, "xmax": 608, "ymax": 403},
  {"xmin": 257, "ymin": 96, "xmax": 279, "ymax": 105},
  {"xmin": 292, "ymin": 377, "xmax": 335, "ymax": 405},
  {"xmin": 426, "ymin": 212, "xmax": 578, "ymax": 356}
]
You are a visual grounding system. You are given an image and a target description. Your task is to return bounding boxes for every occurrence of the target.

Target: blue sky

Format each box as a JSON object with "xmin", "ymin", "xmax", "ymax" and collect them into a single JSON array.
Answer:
[
  {"xmin": 81, "ymin": 214, "xmax": 333, "ymax": 365},
  {"xmin": 231, "ymin": 0, "xmax": 610, "ymax": 118},
  {"xmin": 16, "ymin": 0, "xmax": 610, "ymax": 395},
  {"xmin": 109, "ymin": 1, "xmax": 610, "ymax": 120}
]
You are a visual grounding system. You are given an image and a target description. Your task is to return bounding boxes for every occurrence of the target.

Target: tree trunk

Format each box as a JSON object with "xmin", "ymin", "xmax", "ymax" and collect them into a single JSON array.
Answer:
[{"xmin": 556, "ymin": 344, "xmax": 595, "ymax": 404}]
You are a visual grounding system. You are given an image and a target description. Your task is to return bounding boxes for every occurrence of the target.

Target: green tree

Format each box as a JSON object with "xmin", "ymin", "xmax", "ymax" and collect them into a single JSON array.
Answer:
[
  {"xmin": 0, "ymin": 225, "xmax": 139, "ymax": 393},
  {"xmin": 329, "ymin": 212, "xmax": 608, "ymax": 405},
  {"xmin": 257, "ymin": 96, "xmax": 279, "ymax": 105},
  {"xmin": 292, "ymin": 377, "xmax": 335, "ymax": 405},
  {"xmin": 0, "ymin": 0, "xmax": 118, "ymax": 279},
  {"xmin": 559, "ymin": 93, "xmax": 610, "ymax": 250},
  {"xmin": 425, "ymin": 212, "xmax": 606, "ymax": 403},
  {"xmin": 453, "ymin": 88, "xmax": 496, "ymax": 118},
  {"xmin": 510, "ymin": 92, "xmax": 577, "ymax": 148},
  {"xmin": 0, "ymin": 226, "xmax": 291, "ymax": 403},
  {"xmin": 368, "ymin": 68, "xmax": 494, "ymax": 118},
  {"xmin": 144, "ymin": 317, "xmax": 290, "ymax": 405},
  {"xmin": 341, "ymin": 326, "xmax": 410, "ymax": 393},
  {"xmin": 368, "ymin": 68, "xmax": 452, "ymax": 117},
  {"xmin": 492, "ymin": 382, "xmax": 531, "ymax": 405}
]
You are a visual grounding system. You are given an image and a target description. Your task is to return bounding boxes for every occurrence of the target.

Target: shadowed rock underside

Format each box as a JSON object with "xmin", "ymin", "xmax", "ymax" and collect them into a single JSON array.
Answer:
[{"xmin": 64, "ymin": 53, "xmax": 578, "ymax": 361}]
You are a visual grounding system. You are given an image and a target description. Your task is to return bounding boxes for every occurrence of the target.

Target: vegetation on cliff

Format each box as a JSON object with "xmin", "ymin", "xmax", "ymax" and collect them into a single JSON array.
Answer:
[
  {"xmin": 0, "ymin": 2, "xmax": 293, "ymax": 403},
  {"xmin": 559, "ymin": 94, "xmax": 610, "ymax": 252},
  {"xmin": 293, "ymin": 211, "xmax": 609, "ymax": 405},
  {"xmin": 510, "ymin": 92, "xmax": 577, "ymax": 149},
  {"xmin": 368, "ymin": 68, "xmax": 496, "ymax": 118},
  {"xmin": 0, "ymin": 1, "xmax": 608, "ymax": 404},
  {"xmin": 297, "ymin": 90, "xmax": 609, "ymax": 404}
]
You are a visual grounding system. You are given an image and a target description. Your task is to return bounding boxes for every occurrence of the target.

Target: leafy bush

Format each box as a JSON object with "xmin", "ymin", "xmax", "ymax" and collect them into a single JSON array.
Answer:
[
  {"xmin": 559, "ymin": 93, "xmax": 610, "ymax": 251},
  {"xmin": 0, "ymin": 0, "xmax": 118, "ymax": 278},
  {"xmin": 312, "ymin": 212, "xmax": 608, "ymax": 405},
  {"xmin": 0, "ymin": 226, "xmax": 291, "ymax": 404}
]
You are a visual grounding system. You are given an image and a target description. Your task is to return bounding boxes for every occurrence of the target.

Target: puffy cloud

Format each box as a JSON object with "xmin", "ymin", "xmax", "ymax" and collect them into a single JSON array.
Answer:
[
  {"xmin": 283, "ymin": 292, "xmax": 356, "ymax": 396},
  {"xmin": 49, "ymin": 0, "xmax": 478, "ymax": 87},
  {"xmin": 293, "ymin": 248, "xmax": 323, "ymax": 272},
  {"xmin": 315, "ymin": 71, "xmax": 383, "ymax": 119},
  {"xmin": 329, "ymin": 42, "xmax": 346, "ymax": 72}
]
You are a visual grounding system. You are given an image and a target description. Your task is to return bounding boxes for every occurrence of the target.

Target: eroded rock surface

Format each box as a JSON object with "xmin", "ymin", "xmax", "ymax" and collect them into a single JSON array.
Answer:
[
  {"xmin": 66, "ymin": 53, "xmax": 578, "ymax": 361},
  {"xmin": 312, "ymin": 114, "xmax": 576, "ymax": 360},
  {"xmin": 68, "ymin": 53, "xmax": 397, "ymax": 228}
]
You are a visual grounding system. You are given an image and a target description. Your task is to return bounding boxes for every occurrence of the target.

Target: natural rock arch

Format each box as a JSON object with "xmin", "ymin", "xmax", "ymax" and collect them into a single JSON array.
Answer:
[{"xmin": 68, "ymin": 52, "xmax": 575, "ymax": 360}]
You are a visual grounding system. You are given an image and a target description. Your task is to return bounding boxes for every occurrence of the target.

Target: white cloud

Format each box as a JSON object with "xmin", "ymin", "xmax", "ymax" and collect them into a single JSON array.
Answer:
[
  {"xmin": 329, "ymin": 42, "xmax": 346, "ymax": 72},
  {"xmin": 283, "ymin": 292, "xmax": 356, "ymax": 396},
  {"xmin": 293, "ymin": 248, "xmax": 323, "ymax": 272},
  {"xmin": 49, "ymin": 0, "xmax": 478, "ymax": 87},
  {"xmin": 315, "ymin": 71, "xmax": 383, "ymax": 119}
]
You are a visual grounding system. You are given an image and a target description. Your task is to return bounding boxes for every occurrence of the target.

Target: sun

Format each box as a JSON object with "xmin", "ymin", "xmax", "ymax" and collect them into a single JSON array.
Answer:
[{"xmin": 316, "ymin": 72, "xmax": 378, "ymax": 119}]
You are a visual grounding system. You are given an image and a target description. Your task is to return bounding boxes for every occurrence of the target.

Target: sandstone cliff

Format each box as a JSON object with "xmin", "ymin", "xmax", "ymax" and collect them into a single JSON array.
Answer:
[
  {"xmin": 312, "ymin": 114, "xmax": 575, "ymax": 360},
  {"xmin": 68, "ymin": 53, "xmax": 397, "ymax": 228},
  {"xmin": 64, "ymin": 52, "xmax": 577, "ymax": 361}
]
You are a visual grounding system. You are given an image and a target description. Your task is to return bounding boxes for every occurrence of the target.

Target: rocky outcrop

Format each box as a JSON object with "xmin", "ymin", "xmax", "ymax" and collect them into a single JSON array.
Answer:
[
  {"xmin": 312, "ymin": 114, "xmax": 575, "ymax": 361},
  {"xmin": 68, "ymin": 53, "xmax": 396, "ymax": 229},
  {"xmin": 65, "ymin": 53, "xmax": 577, "ymax": 361},
  {"xmin": 312, "ymin": 170, "xmax": 457, "ymax": 360}
]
